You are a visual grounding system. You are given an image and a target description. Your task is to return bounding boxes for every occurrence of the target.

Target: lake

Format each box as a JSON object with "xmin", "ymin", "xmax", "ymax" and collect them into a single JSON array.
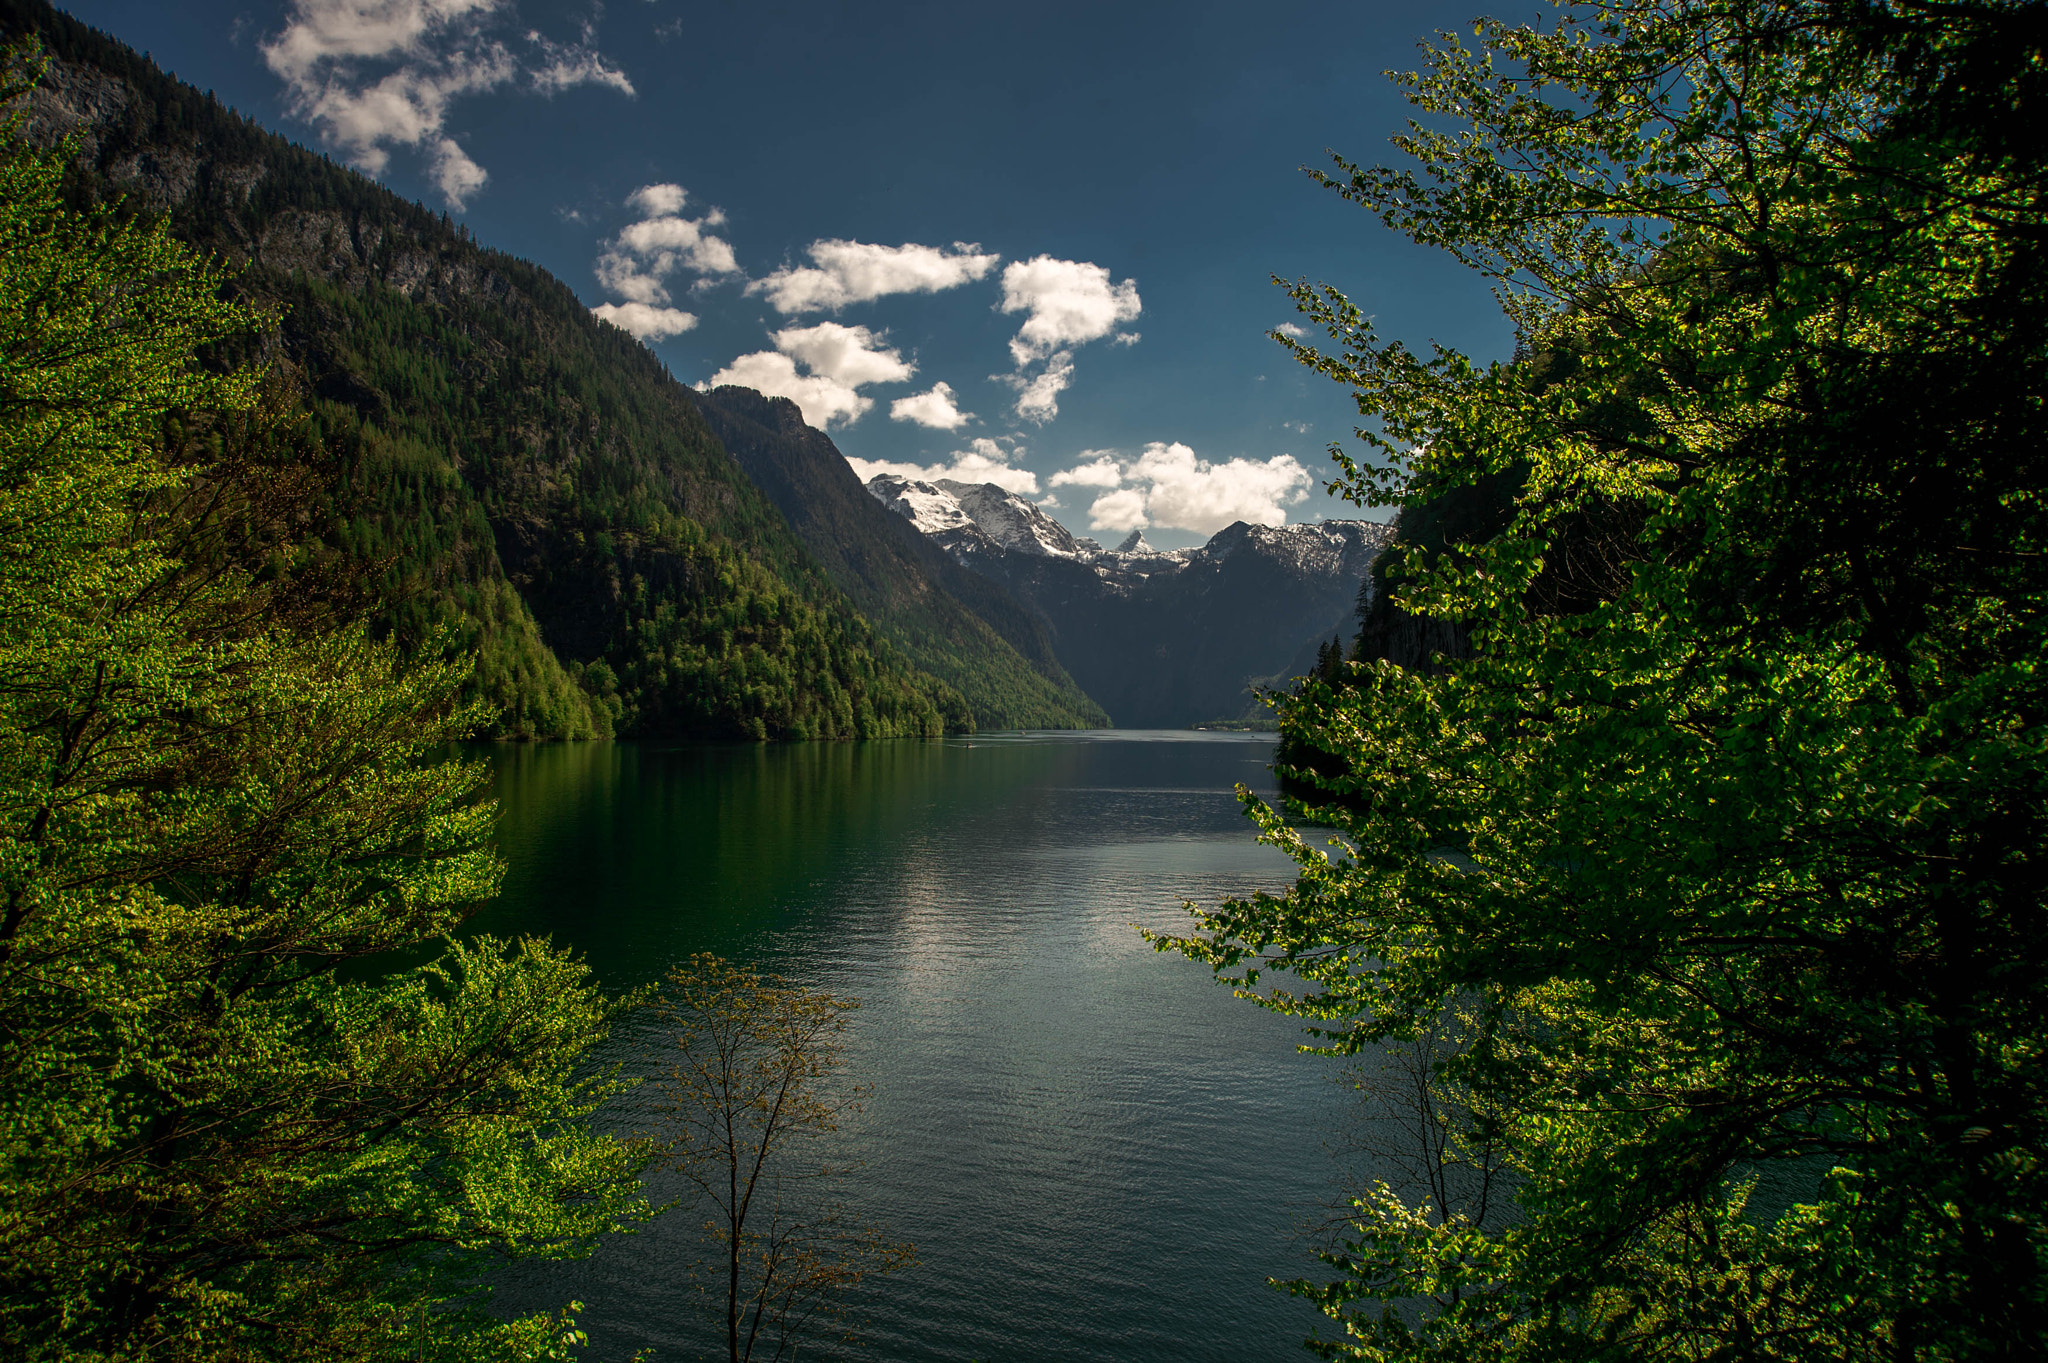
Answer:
[{"xmin": 475, "ymin": 731, "xmax": 1351, "ymax": 1362}]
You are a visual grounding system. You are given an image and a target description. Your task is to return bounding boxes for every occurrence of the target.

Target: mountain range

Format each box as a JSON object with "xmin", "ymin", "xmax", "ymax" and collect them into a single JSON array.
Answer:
[
  {"xmin": 866, "ymin": 475, "xmax": 1395, "ymax": 726},
  {"xmin": 2, "ymin": 0, "xmax": 1388, "ymax": 735}
]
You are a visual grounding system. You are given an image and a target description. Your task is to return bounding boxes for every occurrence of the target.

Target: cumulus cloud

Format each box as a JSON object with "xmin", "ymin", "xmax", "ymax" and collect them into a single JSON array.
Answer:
[
  {"xmin": 699, "ymin": 324, "xmax": 912, "ymax": 429},
  {"xmin": 1275, "ymin": 321, "xmax": 1309, "ymax": 339},
  {"xmin": 995, "ymin": 350, "xmax": 1075, "ymax": 425},
  {"xmin": 591, "ymin": 301, "xmax": 697, "ymax": 341},
  {"xmin": 891, "ymin": 381, "xmax": 974, "ymax": 430},
  {"xmin": 592, "ymin": 183, "xmax": 739, "ymax": 308},
  {"xmin": 1133, "ymin": 442, "xmax": 1311, "ymax": 533},
  {"xmin": 262, "ymin": 0, "xmax": 632, "ymax": 208},
  {"xmin": 992, "ymin": 256, "xmax": 1140, "ymax": 423},
  {"xmin": 774, "ymin": 322, "xmax": 914, "ymax": 387},
  {"xmin": 1000, "ymin": 256, "xmax": 1142, "ymax": 364},
  {"xmin": 704, "ymin": 352, "xmax": 870, "ymax": 429},
  {"xmin": 1085, "ymin": 487, "xmax": 1150, "ymax": 532},
  {"xmin": 750, "ymin": 240, "xmax": 1000, "ymax": 314},
  {"xmin": 627, "ymin": 183, "xmax": 686, "ymax": 216},
  {"xmin": 1058, "ymin": 441, "xmax": 1312, "ymax": 535},
  {"xmin": 846, "ymin": 437, "xmax": 1039, "ymax": 496},
  {"xmin": 1048, "ymin": 453, "xmax": 1122, "ymax": 488}
]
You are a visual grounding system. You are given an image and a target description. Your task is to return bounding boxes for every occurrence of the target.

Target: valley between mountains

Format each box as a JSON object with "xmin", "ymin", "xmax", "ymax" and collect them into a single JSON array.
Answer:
[{"xmin": 4, "ymin": 0, "xmax": 1387, "ymax": 736}]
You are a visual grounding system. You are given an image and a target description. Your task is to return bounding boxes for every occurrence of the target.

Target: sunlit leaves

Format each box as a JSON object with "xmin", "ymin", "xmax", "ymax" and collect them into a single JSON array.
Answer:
[
  {"xmin": 1166, "ymin": 1, "xmax": 2048, "ymax": 1356},
  {"xmin": 0, "ymin": 48, "xmax": 648, "ymax": 1360}
]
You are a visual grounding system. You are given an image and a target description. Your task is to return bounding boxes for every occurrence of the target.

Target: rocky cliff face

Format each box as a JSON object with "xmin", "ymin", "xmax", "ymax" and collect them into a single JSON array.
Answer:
[{"xmin": 868, "ymin": 476, "xmax": 1396, "ymax": 727}]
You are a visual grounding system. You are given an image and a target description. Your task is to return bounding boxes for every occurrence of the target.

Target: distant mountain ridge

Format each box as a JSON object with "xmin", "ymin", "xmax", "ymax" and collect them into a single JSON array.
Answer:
[
  {"xmin": 868, "ymin": 475, "xmax": 1396, "ymax": 727},
  {"xmin": 2, "ymin": 0, "xmax": 967, "ymax": 740}
]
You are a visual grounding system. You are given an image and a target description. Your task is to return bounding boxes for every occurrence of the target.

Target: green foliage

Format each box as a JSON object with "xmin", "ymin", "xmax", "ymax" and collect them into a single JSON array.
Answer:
[
  {"xmin": 0, "ymin": 65, "xmax": 648, "ymax": 1358},
  {"xmin": 850, "ymin": 590, "xmax": 1106, "ymax": 732},
  {"xmin": 1157, "ymin": 2, "xmax": 2048, "ymax": 1358}
]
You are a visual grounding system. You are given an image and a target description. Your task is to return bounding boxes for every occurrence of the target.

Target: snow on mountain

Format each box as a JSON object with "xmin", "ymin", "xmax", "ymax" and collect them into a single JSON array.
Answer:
[
  {"xmin": 865, "ymin": 473, "xmax": 1380, "ymax": 584},
  {"xmin": 1190, "ymin": 520, "xmax": 1387, "ymax": 578},
  {"xmin": 862, "ymin": 472, "xmax": 1398, "ymax": 726},
  {"xmin": 867, "ymin": 475, "xmax": 980, "ymax": 538},
  {"xmin": 933, "ymin": 480, "xmax": 1095, "ymax": 559}
]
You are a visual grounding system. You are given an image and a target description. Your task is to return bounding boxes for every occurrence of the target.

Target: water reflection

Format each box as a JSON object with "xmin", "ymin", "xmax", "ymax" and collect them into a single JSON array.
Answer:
[{"xmin": 477, "ymin": 733, "xmax": 1346, "ymax": 1362}]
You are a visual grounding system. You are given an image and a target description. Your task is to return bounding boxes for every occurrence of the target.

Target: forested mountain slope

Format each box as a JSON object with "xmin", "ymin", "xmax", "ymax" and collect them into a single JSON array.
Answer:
[
  {"xmin": 0, "ymin": 0, "xmax": 965, "ymax": 741},
  {"xmin": 693, "ymin": 387, "xmax": 1107, "ymax": 729}
]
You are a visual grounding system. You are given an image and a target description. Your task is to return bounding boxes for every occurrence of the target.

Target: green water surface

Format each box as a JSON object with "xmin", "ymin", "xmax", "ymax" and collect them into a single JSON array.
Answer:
[{"xmin": 476, "ymin": 732, "xmax": 1349, "ymax": 1362}]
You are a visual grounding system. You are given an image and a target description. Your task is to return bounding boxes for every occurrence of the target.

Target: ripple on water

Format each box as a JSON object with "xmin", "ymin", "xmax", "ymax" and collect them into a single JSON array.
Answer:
[{"xmin": 479, "ymin": 734, "xmax": 1352, "ymax": 1362}]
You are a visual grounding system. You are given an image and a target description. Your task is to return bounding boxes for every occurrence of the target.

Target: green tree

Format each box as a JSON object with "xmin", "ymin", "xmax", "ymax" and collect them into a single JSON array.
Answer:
[
  {"xmin": 0, "ymin": 55, "xmax": 647, "ymax": 1360},
  {"xmin": 1156, "ymin": 1, "xmax": 2048, "ymax": 1357},
  {"xmin": 651, "ymin": 955, "xmax": 914, "ymax": 1363}
]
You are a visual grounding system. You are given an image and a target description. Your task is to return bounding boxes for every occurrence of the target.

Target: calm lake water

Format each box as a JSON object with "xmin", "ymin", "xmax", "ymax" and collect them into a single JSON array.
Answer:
[{"xmin": 475, "ymin": 731, "xmax": 1350, "ymax": 1362}]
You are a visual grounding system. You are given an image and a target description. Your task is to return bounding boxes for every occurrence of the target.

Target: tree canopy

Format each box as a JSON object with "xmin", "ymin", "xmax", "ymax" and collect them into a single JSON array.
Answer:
[
  {"xmin": 1159, "ymin": 1, "xmax": 2048, "ymax": 1357},
  {"xmin": 0, "ymin": 54, "xmax": 647, "ymax": 1360}
]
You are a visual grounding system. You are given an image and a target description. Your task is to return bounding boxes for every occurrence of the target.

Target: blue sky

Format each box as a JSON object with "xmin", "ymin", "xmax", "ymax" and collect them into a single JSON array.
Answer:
[{"xmin": 66, "ymin": 0, "xmax": 1511, "ymax": 548}]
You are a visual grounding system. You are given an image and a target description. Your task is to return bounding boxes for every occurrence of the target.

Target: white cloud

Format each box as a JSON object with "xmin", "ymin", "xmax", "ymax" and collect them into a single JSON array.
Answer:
[
  {"xmin": 891, "ymin": 381, "xmax": 974, "ymax": 430},
  {"xmin": 846, "ymin": 436, "xmax": 1039, "ymax": 496},
  {"xmin": 1049, "ymin": 454, "xmax": 1121, "ymax": 488},
  {"xmin": 527, "ymin": 29, "xmax": 633, "ymax": 95},
  {"xmin": 750, "ymin": 240, "xmax": 1000, "ymax": 314},
  {"xmin": 1085, "ymin": 487, "xmax": 1150, "ymax": 532},
  {"xmin": 1066, "ymin": 441, "xmax": 1313, "ymax": 535},
  {"xmin": 999, "ymin": 256, "xmax": 1142, "ymax": 364},
  {"xmin": 704, "ymin": 352, "xmax": 871, "ymax": 429},
  {"xmin": 627, "ymin": 183, "xmax": 686, "ymax": 217},
  {"xmin": 591, "ymin": 301, "xmax": 697, "ymax": 340},
  {"xmin": 996, "ymin": 351, "xmax": 1074, "ymax": 424},
  {"xmin": 263, "ymin": 0, "xmax": 502, "ymax": 79},
  {"xmin": 429, "ymin": 135, "xmax": 487, "ymax": 204},
  {"xmin": 1275, "ymin": 322, "xmax": 1309, "ymax": 339},
  {"xmin": 1113, "ymin": 331, "xmax": 1141, "ymax": 346},
  {"xmin": 591, "ymin": 182, "xmax": 740, "ymax": 316},
  {"xmin": 261, "ymin": 0, "xmax": 631, "ymax": 208},
  {"xmin": 990, "ymin": 256, "xmax": 1139, "ymax": 423},
  {"xmin": 773, "ymin": 323, "xmax": 913, "ymax": 387},
  {"xmin": 614, "ymin": 213, "xmax": 740, "ymax": 278},
  {"xmin": 698, "ymin": 324, "xmax": 912, "ymax": 430}
]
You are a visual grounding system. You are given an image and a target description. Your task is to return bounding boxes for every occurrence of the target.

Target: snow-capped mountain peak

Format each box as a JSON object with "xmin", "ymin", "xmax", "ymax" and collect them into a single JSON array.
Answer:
[
  {"xmin": 933, "ymin": 480, "xmax": 1092, "ymax": 559},
  {"xmin": 864, "ymin": 474, "xmax": 1391, "ymax": 589},
  {"xmin": 867, "ymin": 475, "xmax": 979, "ymax": 538}
]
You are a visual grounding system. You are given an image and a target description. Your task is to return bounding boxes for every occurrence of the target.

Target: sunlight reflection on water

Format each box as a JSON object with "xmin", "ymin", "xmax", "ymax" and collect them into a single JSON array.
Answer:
[{"xmin": 477, "ymin": 733, "xmax": 1348, "ymax": 1362}]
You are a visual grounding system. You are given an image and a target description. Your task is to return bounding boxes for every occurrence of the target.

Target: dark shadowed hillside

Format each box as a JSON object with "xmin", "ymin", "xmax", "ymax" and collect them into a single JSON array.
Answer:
[
  {"xmin": 870, "ymin": 476, "xmax": 1394, "ymax": 728},
  {"xmin": 692, "ymin": 387, "xmax": 1107, "ymax": 729}
]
